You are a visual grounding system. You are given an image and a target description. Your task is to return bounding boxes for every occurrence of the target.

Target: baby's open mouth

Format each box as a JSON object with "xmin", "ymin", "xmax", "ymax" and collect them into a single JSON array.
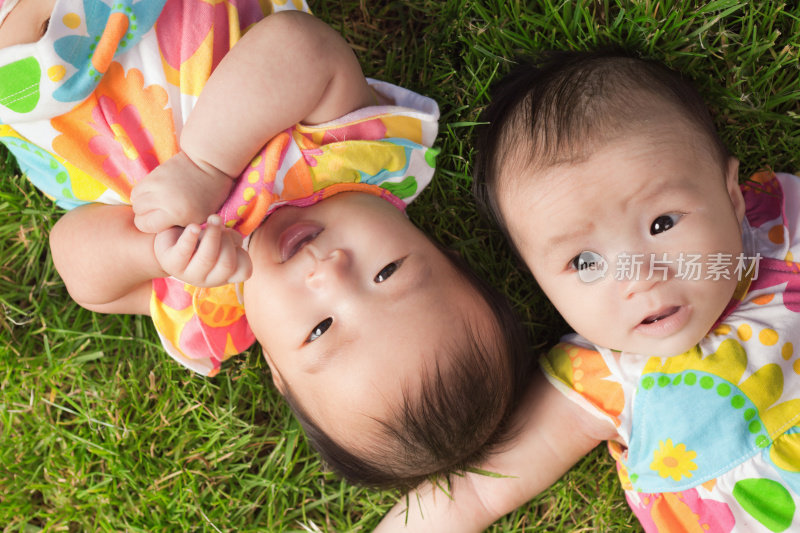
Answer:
[
  {"xmin": 641, "ymin": 306, "xmax": 680, "ymax": 325},
  {"xmin": 278, "ymin": 223, "xmax": 323, "ymax": 262}
]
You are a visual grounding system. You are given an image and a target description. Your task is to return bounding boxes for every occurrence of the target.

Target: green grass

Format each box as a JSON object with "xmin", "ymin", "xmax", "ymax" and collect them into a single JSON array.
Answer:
[{"xmin": 2, "ymin": 1, "xmax": 799, "ymax": 531}]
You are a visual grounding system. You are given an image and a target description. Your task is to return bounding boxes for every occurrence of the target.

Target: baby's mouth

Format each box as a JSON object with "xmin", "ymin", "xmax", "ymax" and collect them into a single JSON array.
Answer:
[
  {"xmin": 640, "ymin": 306, "xmax": 680, "ymax": 325},
  {"xmin": 278, "ymin": 222, "xmax": 323, "ymax": 263}
]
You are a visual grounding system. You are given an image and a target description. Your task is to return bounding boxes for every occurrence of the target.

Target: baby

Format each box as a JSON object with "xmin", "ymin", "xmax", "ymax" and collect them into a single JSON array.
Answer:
[
  {"xmin": 0, "ymin": 0, "xmax": 531, "ymax": 489},
  {"xmin": 377, "ymin": 51, "xmax": 800, "ymax": 531}
]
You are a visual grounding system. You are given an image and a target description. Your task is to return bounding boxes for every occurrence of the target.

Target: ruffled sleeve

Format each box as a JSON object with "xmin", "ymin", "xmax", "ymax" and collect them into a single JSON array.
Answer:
[{"xmin": 541, "ymin": 339, "xmax": 626, "ymax": 428}]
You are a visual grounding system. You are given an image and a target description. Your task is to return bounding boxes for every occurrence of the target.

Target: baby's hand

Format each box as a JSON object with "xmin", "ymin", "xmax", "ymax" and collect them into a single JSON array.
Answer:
[
  {"xmin": 131, "ymin": 152, "xmax": 234, "ymax": 234},
  {"xmin": 154, "ymin": 215, "xmax": 253, "ymax": 287}
]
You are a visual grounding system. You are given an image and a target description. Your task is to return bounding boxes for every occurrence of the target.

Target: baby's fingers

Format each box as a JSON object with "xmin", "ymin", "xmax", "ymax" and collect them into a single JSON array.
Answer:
[
  {"xmin": 227, "ymin": 247, "xmax": 253, "ymax": 283},
  {"xmin": 192, "ymin": 219, "xmax": 251, "ymax": 286},
  {"xmin": 186, "ymin": 215, "xmax": 225, "ymax": 287},
  {"xmin": 210, "ymin": 231, "xmax": 253, "ymax": 284},
  {"xmin": 134, "ymin": 206, "xmax": 178, "ymax": 234},
  {"xmin": 154, "ymin": 224, "xmax": 201, "ymax": 274},
  {"xmin": 172, "ymin": 224, "xmax": 203, "ymax": 264},
  {"xmin": 204, "ymin": 233, "xmax": 241, "ymax": 282}
]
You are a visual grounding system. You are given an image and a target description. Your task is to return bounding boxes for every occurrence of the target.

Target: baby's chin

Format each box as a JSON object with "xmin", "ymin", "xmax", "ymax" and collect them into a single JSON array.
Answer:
[
  {"xmin": 600, "ymin": 332, "xmax": 704, "ymax": 358},
  {"xmin": 645, "ymin": 341, "xmax": 701, "ymax": 359}
]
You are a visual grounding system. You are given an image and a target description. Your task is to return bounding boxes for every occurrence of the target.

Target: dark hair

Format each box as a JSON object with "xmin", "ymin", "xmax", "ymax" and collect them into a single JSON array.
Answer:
[
  {"xmin": 473, "ymin": 50, "xmax": 730, "ymax": 245},
  {"xmin": 280, "ymin": 248, "xmax": 533, "ymax": 490}
]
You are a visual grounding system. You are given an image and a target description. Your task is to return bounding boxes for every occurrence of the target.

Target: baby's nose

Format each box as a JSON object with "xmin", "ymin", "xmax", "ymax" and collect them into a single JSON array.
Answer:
[
  {"xmin": 619, "ymin": 253, "xmax": 673, "ymax": 298},
  {"xmin": 305, "ymin": 249, "xmax": 352, "ymax": 290}
]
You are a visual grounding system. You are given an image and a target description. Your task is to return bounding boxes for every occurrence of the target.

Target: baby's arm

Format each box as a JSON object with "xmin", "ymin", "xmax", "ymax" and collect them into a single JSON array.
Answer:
[
  {"xmin": 50, "ymin": 204, "xmax": 250, "ymax": 314},
  {"xmin": 49, "ymin": 204, "xmax": 164, "ymax": 315},
  {"xmin": 131, "ymin": 11, "xmax": 374, "ymax": 233},
  {"xmin": 375, "ymin": 370, "xmax": 617, "ymax": 532}
]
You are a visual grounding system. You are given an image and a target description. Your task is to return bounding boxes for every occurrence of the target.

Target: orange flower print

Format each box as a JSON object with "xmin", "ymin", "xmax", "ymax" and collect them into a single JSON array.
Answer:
[{"xmin": 52, "ymin": 62, "xmax": 177, "ymax": 201}]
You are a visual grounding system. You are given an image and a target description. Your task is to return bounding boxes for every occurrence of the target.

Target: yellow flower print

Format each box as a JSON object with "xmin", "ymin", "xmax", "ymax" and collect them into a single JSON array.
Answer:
[{"xmin": 651, "ymin": 439, "xmax": 697, "ymax": 481}]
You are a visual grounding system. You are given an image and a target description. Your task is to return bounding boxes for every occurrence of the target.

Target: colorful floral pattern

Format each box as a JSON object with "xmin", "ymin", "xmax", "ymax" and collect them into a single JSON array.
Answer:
[
  {"xmin": 52, "ymin": 0, "xmax": 166, "ymax": 103},
  {"xmin": 0, "ymin": 125, "xmax": 105, "ymax": 208},
  {"xmin": 0, "ymin": 1, "xmax": 439, "ymax": 376},
  {"xmin": 543, "ymin": 172, "xmax": 800, "ymax": 532},
  {"xmin": 628, "ymin": 486, "xmax": 735, "ymax": 533},
  {"xmin": 52, "ymin": 62, "xmax": 177, "ymax": 200}
]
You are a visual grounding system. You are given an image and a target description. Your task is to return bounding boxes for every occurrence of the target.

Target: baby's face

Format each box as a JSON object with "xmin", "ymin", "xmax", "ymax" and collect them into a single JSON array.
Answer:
[
  {"xmin": 500, "ymin": 123, "xmax": 745, "ymax": 357},
  {"xmin": 243, "ymin": 192, "xmax": 490, "ymax": 446},
  {"xmin": 0, "ymin": 0, "xmax": 56, "ymax": 49}
]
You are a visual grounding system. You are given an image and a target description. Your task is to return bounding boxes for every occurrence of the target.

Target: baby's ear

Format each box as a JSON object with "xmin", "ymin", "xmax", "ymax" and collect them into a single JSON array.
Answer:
[{"xmin": 725, "ymin": 157, "xmax": 745, "ymax": 223}]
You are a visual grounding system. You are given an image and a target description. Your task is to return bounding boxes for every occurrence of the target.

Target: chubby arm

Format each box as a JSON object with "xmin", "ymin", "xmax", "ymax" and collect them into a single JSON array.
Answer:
[
  {"xmin": 50, "ymin": 205, "xmax": 251, "ymax": 314},
  {"xmin": 375, "ymin": 370, "xmax": 617, "ymax": 532},
  {"xmin": 50, "ymin": 204, "xmax": 163, "ymax": 315},
  {"xmin": 132, "ymin": 10, "xmax": 376, "ymax": 233},
  {"xmin": 181, "ymin": 9, "xmax": 374, "ymax": 178}
]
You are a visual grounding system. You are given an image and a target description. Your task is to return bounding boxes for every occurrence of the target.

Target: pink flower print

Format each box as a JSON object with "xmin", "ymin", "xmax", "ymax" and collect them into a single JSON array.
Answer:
[
  {"xmin": 302, "ymin": 147, "xmax": 324, "ymax": 167},
  {"xmin": 155, "ymin": 0, "xmax": 271, "ymax": 95},
  {"xmin": 180, "ymin": 285, "xmax": 255, "ymax": 362},
  {"xmin": 52, "ymin": 62, "xmax": 177, "ymax": 201},
  {"xmin": 628, "ymin": 488, "xmax": 734, "ymax": 533},
  {"xmin": 157, "ymin": 0, "xmax": 227, "ymax": 71},
  {"xmin": 153, "ymin": 278, "xmax": 193, "ymax": 311},
  {"xmin": 86, "ymin": 95, "xmax": 159, "ymax": 187},
  {"xmin": 742, "ymin": 171, "xmax": 783, "ymax": 229},
  {"xmin": 316, "ymin": 118, "xmax": 388, "ymax": 144},
  {"xmin": 749, "ymin": 258, "xmax": 800, "ymax": 313}
]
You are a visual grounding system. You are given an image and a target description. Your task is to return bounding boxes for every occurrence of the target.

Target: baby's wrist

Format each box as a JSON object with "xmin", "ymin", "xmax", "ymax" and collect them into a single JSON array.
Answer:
[{"xmin": 177, "ymin": 150, "xmax": 235, "ymax": 183}]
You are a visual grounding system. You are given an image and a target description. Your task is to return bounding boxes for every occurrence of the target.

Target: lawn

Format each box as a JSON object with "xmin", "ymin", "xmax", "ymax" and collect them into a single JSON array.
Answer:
[{"xmin": 2, "ymin": 0, "xmax": 799, "ymax": 531}]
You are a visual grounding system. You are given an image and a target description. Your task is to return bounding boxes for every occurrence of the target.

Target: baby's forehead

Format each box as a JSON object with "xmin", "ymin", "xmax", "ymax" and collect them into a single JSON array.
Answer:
[
  {"xmin": 508, "ymin": 112, "xmax": 717, "ymax": 183},
  {"xmin": 511, "ymin": 78, "xmax": 717, "ymax": 172}
]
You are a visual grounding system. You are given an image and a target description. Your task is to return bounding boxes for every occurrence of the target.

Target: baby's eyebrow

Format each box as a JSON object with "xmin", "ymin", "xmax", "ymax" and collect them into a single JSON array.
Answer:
[{"xmin": 545, "ymin": 222, "xmax": 595, "ymax": 250}]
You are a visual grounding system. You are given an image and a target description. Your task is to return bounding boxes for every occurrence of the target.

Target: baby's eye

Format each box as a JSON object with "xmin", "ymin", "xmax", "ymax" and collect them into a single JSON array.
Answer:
[
  {"xmin": 650, "ymin": 214, "xmax": 682, "ymax": 235},
  {"xmin": 568, "ymin": 251, "xmax": 608, "ymax": 283},
  {"xmin": 306, "ymin": 317, "xmax": 332, "ymax": 343},
  {"xmin": 568, "ymin": 250, "xmax": 604, "ymax": 271},
  {"xmin": 374, "ymin": 259, "xmax": 404, "ymax": 283}
]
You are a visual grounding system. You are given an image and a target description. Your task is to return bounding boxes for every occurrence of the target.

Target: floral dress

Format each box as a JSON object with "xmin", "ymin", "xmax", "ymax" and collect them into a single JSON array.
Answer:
[
  {"xmin": 0, "ymin": 0, "xmax": 440, "ymax": 376},
  {"xmin": 543, "ymin": 171, "xmax": 800, "ymax": 532}
]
